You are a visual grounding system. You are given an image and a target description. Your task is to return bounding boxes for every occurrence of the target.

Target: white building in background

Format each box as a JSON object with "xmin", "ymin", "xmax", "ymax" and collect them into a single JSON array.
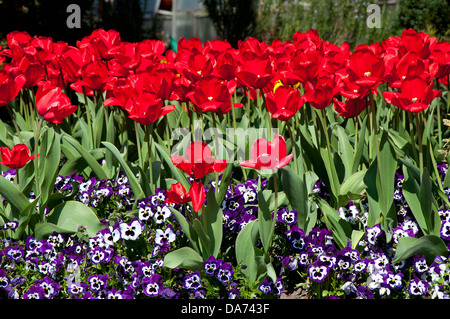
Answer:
[{"xmin": 140, "ymin": 0, "xmax": 218, "ymax": 49}]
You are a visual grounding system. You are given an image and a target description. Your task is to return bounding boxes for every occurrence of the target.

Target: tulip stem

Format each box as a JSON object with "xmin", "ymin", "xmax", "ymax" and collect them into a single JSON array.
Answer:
[
  {"xmin": 406, "ymin": 111, "xmax": 419, "ymax": 165},
  {"xmin": 5, "ymin": 104, "xmax": 23, "ymax": 144},
  {"xmin": 82, "ymin": 86, "xmax": 94, "ymax": 149},
  {"xmin": 212, "ymin": 112, "xmax": 220, "ymax": 194},
  {"xmin": 34, "ymin": 118, "xmax": 43, "ymax": 200},
  {"xmin": 286, "ymin": 120, "xmax": 298, "ymax": 174},
  {"xmin": 146, "ymin": 123, "xmax": 154, "ymax": 194},
  {"xmin": 415, "ymin": 112, "xmax": 423, "ymax": 183},
  {"xmin": 273, "ymin": 172, "xmax": 278, "ymax": 222},
  {"xmin": 135, "ymin": 121, "xmax": 143, "ymax": 170}
]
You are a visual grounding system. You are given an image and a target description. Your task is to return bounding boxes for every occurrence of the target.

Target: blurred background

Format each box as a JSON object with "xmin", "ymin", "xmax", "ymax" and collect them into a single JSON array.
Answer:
[{"xmin": 0, "ymin": 0, "xmax": 449, "ymax": 50}]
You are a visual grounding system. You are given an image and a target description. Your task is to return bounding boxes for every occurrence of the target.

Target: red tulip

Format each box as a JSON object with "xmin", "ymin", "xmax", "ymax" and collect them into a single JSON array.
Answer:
[
  {"xmin": 382, "ymin": 76, "xmax": 442, "ymax": 113},
  {"xmin": 0, "ymin": 70, "xmax": 26, "ymax": 106},
  {"xmin": 77, "ymin": 29, "xmax": 121, "ymax": 60},
  {"xmin": 171, "ymin": 141, "xmax": 227, "ymax": 180},
  {"xmin": 303, "ymin": 74, "xmax": 340, "ymax": 110},
  {"xmin": 235, "ymin": 57, "xmax": 274, "ymax": 90},
  {"xmin": 36, "ymin": 81, "xmax": 78, "ymax": 123},
  {"xmin": 429, "ymin": 41, "xmax": 450, "ymax": 79},
  {"xmin": 6, "ymin": 56, "xmax": 46, "ymax": 89},
  {"xmin": 186, "ymin": 75, "xmax": 237, "ymax": 114},
  {"xmin": 0, "ymin": 144, "xmax": 35, "ymax": 169},
  {"xmin": 70, "ymin": 60, "xmax": 110, "ymax": 95},
  {"xmin": 240, "ymin": 135, "xmax": 293, "ymax": 172},
  {"xmin": 265, "ymin": 85, "xmax": 304, "ymax": 121},
  {"xmin": 333, "ymin": 96, "xmax": 368, "ymax": 118},
  {"xmin": 347, "ymin": 46, "xmax": 385, "ymax": 90},
  {"xmin": 400, "ymin": 28, "xmax": 434, "ymax": 59},
  {"xmin": 126, "ymin": 92, "xmax": 175, "ymax": 126},
  {"xmin": 165, "ymin": 181, "xmax": 206, "ymax": 213},
  {"xmin": 166, "ymin": 182, "xmax": 192, "ymax": 205}
]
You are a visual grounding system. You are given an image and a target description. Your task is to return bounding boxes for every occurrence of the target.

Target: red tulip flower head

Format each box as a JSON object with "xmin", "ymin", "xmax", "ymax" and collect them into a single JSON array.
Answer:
[
  {"xmin": 171, "ymin": 141, "xmax": 226, "ymax": 212},
  {"xmin": 165, "ymin": 181, "xmax": 206, "ymax": 213},
  {"xmin": 382, "ymin": 76, "xmax": 442, "ymax": 113},
  {"xmin": 171, "ymin": 141, "xmax": 227, "ymax": 181},
  {"xmin": 186, "ymin": 75, "xmax": 237, "ymax": 114},
  {"xmin": 240, "ymin": 135, "xmax": 293, "ymax": 173},
  {"xmin": 0, "ymin": 144, "xmax": 35, "ymax": 169},
  {"xmin": 0, "ymin": 70, "xmax": 26, "ymax": 106},
  {"xmin": 36, "ymin": 81, "xmax": 78, "ymax": 124},
  {"xmin": 265, "ymin": 84, "xmax": 304, "ymax": 121}
]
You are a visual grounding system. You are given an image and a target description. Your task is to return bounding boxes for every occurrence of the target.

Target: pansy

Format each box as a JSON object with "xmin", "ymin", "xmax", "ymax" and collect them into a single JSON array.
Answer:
[
  {"xmin": 318, "ymin": 254, "xmax": 336, "ymax": 268},
  {"xmin": 215, "ymin": 262, "xmax": 234, "ymax": 285},
  {"xmin": 202, "ymin": 255, "xmax": 223, "ymax": 276},
  {"xmin": 408, "ymin": 275, "xmax": 429, "ymax": 296},
  {"xmin": 2, "ymin": 221, "xmax": 19, "ymax": 231},
  {"xmin": 413, "ymin": 255, "xmax": 429, "ymax": 273},
  {"xmin": 258, "ymin": 279, "xmax": 272, "ymax": 294},
  {"xmin": 138, "ymin": 205, "xmax": 154, "ymax": 221},
  {"xmin": 440, "ymin": 220, "xmax": 450, "ymax": 240},
  {"xmin": 384, "ymin": 272, "xmax": 403, "ymax": 289},
  {"xmin": 88, "ymin": 274, "xmax": 109, "ymax": 293},
  {"xmin": 35, "ymin": 276, "xmax": 60, "ymax": 299},
  {"xmin": 119, "ymin": 218, "xmax": 143, "ymax": 240},
  {"xmin": 142, "ymin": 274, "xmax": 163, "ymax": 297},
  {"xmin": 137, "ymin": 260, "xmax": 155, "ymax": 278},
  {"xmin": 154, "ymin": 224, "xmax": 176, "ymax": 248},
  {"xmin": 0, "ymin": 269, "xmax": 10, "ymax": 288},
  {"xmin": 277, "ymin": 208, "xmax": 297, "ymax": 225},
  {"xmin": 23, "ymin": 284, "xmax": 45, "ymax": 299},
  {"xmin": 4, "ymin": 245, "xmax": 24, "ymax": 262},
  {"xmin": 153, "ymin": 205, "xmax": 172, "ymax": 224},
  {"xmin": 183, "ymin": 271, "xmax": 202, "ymax": 290},
  {"xmin": 366, "ymin": 224, "xmax": 382, "ymax": 245},
  {"xmin": 67, "ymin": 281, "xmax": 87, "ymax": 296},
  {"xmin": 307, "ymin": 261, "xmax": 329, "ymax": 282}
]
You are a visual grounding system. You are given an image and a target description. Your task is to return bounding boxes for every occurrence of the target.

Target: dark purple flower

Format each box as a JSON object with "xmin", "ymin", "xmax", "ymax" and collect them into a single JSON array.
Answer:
[
  {"xmin": 142, "ymin": 274, "xmax": 163, "ymax": 297},
  {"xmin": 88, "ymin": 274, "xmax": 109, "ymax": 292},
  {"xmin": 183, "ymin": 271, "xmax": 202, "ymax": 290},
  {"xmin": 4, "ymin": 245, "xmax": 24, "ymax": 262},
  {"xmin": 307, "ymin": 261, "xmax": 329, "ymax": 282},
  {"xmin": 215, "ymin": 262, "xmax": 234, "ymax": 285},
  {"xmin": 23, "ymin": 285, "xmax": 45, "ymax": 299},
  {"xmin": 2, "ymin": 221, "xmax": 18, "ymax": 231},
  {"xmin": 202, "ymin": 255, "xmax": 223, "ymax": 276},
  {"xmin": 408, "ymin": 275, "xmax": 429, "ymax": 296}
]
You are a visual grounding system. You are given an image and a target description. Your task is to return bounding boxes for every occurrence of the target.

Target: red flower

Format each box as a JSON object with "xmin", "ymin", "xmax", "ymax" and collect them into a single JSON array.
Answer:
[
  {"xmin": 265, "ymin": 85, "xmax": 304, "ymax": 121},
  {"xmin": 235, "ymin": 57, "xmax": 274, "ymax": 90},
  {"xmin": 70, "ymin": 60, "xmax": 110, "ymax": 95},
  {"xmin": 0, "ymin": 144, "xmax": 35, "ymax": 169},
  {"xmin": 165, "ymin": 181, "xmax": 206, "ymax": 213},
  {"xmin": 171, "ymin": 141, "xmax": 227, "ymax": 180},
  {"xmin": 333, "ymin": 96, "xmax": 368, "ymax": 118},
  {"xmin": 77, "ymin": 29, "xmax": 121, "ymax": 60},
  {"xmin": 240, "ymin": 135, "xmax": 293, "ymax": 172},
  {"xmin": 126, "ymin": 92, "xmax": 175, "ymax": 126},
  {"xmin": 36, "ymin": 81, "xmax": 78, "ymax": 123},
  {"xmin": 6, "ymin": 56, "xmax": 46, "ymax": 89},
  {"xmin": 382, "ymin": 76, "xmax": 442, "ymax": 113},
  {"xmin": 166, "ymin": 182, "xmax": 192, "ymax": 205},
  {"xmin": 303, "ymin": 74, "xmax": 340, "ymax": 110},
  {"xmin": 186, "ymin": 75, "xmax": 238, "ymax": 114},
  {"xmin": 347, "ymin": 46, "xmax": 385, "ymax": 90},
  {"xmin": 0, "ymin": 70, "xmax": 26, "ymax": 106}
]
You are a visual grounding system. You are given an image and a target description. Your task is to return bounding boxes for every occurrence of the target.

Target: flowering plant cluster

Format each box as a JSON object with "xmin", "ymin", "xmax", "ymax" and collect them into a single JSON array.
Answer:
[{"xmin": 0, "ymin": 27, "xmax": 449, "ymax": 299}]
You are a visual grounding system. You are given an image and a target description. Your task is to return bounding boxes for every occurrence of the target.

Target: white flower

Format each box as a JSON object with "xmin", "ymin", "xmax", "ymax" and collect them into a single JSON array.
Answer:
[{"xmin": 120, "ymin": 219, "xmax": 143, "ymax": 240}]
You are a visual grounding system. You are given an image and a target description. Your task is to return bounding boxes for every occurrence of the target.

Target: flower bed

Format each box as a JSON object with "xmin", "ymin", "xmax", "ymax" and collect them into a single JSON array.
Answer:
[{"xmin": 0, "ymin": 28, "xmax": 449, "ymax": 299}]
